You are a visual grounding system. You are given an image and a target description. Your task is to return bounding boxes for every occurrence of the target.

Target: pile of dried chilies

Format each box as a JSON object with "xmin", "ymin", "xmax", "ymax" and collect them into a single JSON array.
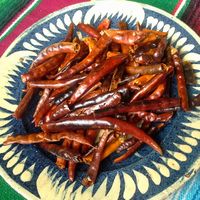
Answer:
[{"xmin": 4, "ymin": 18, "xmax": 190, "ymax": 186}]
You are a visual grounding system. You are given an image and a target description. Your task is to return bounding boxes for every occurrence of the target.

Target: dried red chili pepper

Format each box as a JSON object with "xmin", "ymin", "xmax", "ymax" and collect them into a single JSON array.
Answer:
[
  {"xmin": 68, "ymin": 92, "xmax": 121, "ymax": 117},
  {"xmin": 114, "ymin": 141, "xmax": 142, "ymax": 163},
  {"xmin": 56, "ymin": 139, "xmax": 71, "ymax": 169},
  {"xmin": 171, "ymin": 47, "xmax": 189, "ymax": 111},
  {"xmin": 82, "ymin": 130, "xmax": 110, "ymax": 186},
  {"xmin": 33, "ymin": 99, "xmax": 53, "ymax": 126},
  {"xmin": 130, "ymin": 72, "xmax": 167, "ymax": 102},
  {"xmin": 106, "ymin": 132, "xmax": 118, "ymax": 145},
  {"xmin": 78, "ymin": 82, "xmax": 102, "ymax": 101},
  {"xmin": 136, "ymin": 21, "xmax": 141, "ymax": 31},
  {"xmin": 56, "ymin": 34, "xmax": 112, "ymax": 80},
  {"xmin": 69, "ymin": 54, "xmax": 127, "ymax": 104},
  {"xmin": 118, "ymin": 21, "xmax": 131, "ymax": 54},
  {"xmin": 78, "ymin": 23, "xmax": 101, "ymax": 38},
  {"xmin": 13, "ymin": 88, "xmax": 36, "ymax": 119},
  {"xmin": 22, "ymin": 54, "xmax": 65, "ymax": 82},
  {"xmin": 39, "ymin": 143, "xmax": 82, "ymax": 163},
  {"xmin": 64, "ymin": 22, "xmax": 74, "ymax": 42},
  {"xmin": 153, "ymin": 36, "xmax": 167, "ymax": 62},
  {"xmin": 49, "ymin": 87, "xmax": 73, "ymax": 102},
  {"xmin": 33, "ymin": 88, "xmax": 50, "ymax": 117},
  {"xmin": 82, "ymin": 129, "xmax": 98, "ymax": 154},
  {"xmin": 118, "ymin": 74, "xmax": 140, "ymax": 86},
  {"xmin": 72, "ymin": 89, "xmax": 124, "ymax": 110},
  {"xmin": 109, "ymin": 66, "xmax": 124, "ymax": 91},
  {"xmin": 128, "ymin": 74, "xmax": 155, "ymax": 87},
  {"xmin": 114, "ymin": 123, "xmax": 165, "ymax": 163},
  {"xmin": 59, "ymin": 40, "xmax": 90, "ymax": 73},
  {"xmin": 135, "ymin": 54, "xmax": 156, "ymax": 65},
  {"xmin": 3, "ymin": 130, "xmax": 92, "ymax": 146},
  {"xmin": 28, "ymin": 74, "xmax": 86, "ymax": 89},
  {"xmin": 126, "ymin": 64, "xmax": 164, "ymax": 75},
  {"xmin": 42, "ymin": 116, "xmax": 162, "ymax": 154},
  {"xmin": 53, "ymin": 90, "xmax": 74, "ymax": 105},
  {"xmin": 133, "ymin": 111, "xmax": 173, "ymax": 122},
  {"xmin": 101, "ymin": 117, "xmax": 162, "ymax": 154},
  {"xmin": 44, "ymin": 99, "xmax": 70, "ymax": 122},
  {"xmin": 94, "ymin": 98, "xmax": 180, "ymax": 116},
  {"xmin": 30, "ymin": 42, "xmax": 80, "ymax": 69},
  {"xmin": 83, "ymin": 136, "xmax": 126, "ymax": 164},
  {"xmin": 41, "ymin": 117, "xmax": 114, "ymax": 132},
  {"xmin": 116, "ymin": 137, "xmax": 137, "ymax": 153},
  {"xmin": 104, "ymin": 30, "xmax": 147, "ymax": 45},
  {"xmin": 147, "ymin": 81, "xmax": 166, "ymax": 100},
  {"xmin": 97, "ymin": 18, "xmax": 110, "ymax": 31},
  {"xmin": 68, "ymin": 137, "xmax": 82, "ymax": 182}
]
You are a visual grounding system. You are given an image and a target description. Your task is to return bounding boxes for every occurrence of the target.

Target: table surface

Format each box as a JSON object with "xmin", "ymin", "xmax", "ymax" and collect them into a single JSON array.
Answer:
[{"xmin": 0, "ymin": 0, "xmax": 199, "ymax": 200}]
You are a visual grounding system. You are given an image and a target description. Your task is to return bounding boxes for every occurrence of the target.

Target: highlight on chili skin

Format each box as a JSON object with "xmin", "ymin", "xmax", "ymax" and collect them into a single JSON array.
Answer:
[{"xmin": 5, "ymin": 18, "xmax": 192, "ymax": 187}]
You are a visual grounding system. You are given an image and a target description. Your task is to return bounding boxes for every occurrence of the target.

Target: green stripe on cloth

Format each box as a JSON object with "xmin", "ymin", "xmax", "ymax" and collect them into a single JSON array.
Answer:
[
  {"xmin": 0, "ymin": 0, "xmax": 42, "ymax": 41},
  {"xmin": 130, "ymin": 0, "xmax": 191, "ymax": 18},
  {"xmin": 176, "ymin": 0, "xmax": 191, "ymax": 18},
  {"xmin": 130, "ymin": 0, "xmax": 179, "ymax": 13},
  {"xmin": 0, "ymin": 176, "xmax": 25, "ymax": 200},
  {"xmin": 0, "ymin": 0, "xmax": 30, "ymax": 30}
]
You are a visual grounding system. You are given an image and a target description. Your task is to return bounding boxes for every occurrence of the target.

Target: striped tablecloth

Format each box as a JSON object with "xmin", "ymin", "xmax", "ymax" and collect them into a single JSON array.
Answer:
[{"xmin": 0, "ymin": 0, "xmax": 199, "ymax": 199}]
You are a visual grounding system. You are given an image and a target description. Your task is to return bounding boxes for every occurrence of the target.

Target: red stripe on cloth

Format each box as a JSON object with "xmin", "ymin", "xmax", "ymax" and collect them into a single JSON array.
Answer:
[
  {"xmin": 0, "ymin": 0, "xmax": 86, "ymax": 56},
  {"xmin": 189, "ymin": 6, "xmax": 200, "ymax": 35},
  {"xmin": 172, "ymin": 0, "xmax": 184, "ymax": 15},
  {"xmin": 183, "ymin": 0, "xmax": 200, "ymax": 35}
]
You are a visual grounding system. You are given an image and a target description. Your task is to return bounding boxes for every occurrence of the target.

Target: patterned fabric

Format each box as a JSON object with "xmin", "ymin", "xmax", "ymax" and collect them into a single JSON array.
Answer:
[
  {"xmin": 182, "ymin": 0, "xmax": 200, "ymax": 36},
  {"xmin": 169, "ymin": 170, "xmax": 200, "ymax": 200},
  {"xmin": 0, "ymin": 0, "xmax": 85, "ymax": 54},
  {"xmin": 0, "ymin": 0, "xmax": 199, "ymax": 200},
  {"xmin": 0, "ymin": 0, "xmax": 30, "ymax": 31}
]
